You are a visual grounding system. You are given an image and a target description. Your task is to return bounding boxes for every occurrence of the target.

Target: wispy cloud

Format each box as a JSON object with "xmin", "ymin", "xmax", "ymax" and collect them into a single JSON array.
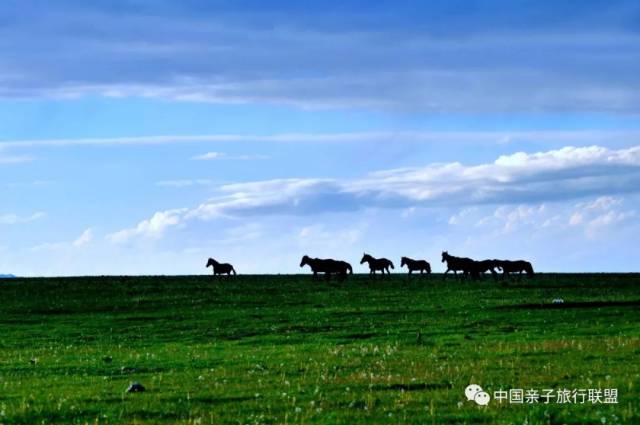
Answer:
[
  {"xmin": 155, "ymin": 179, "xmax": 215, "ymax": 188},
  {"xmin": 191, "ymin": 151, "xmax": 270, "ymax": 161},
  {"xmin": 0, "ymin": 212, "xmax": 45, "ymax": 225},
  {"xmin": 1, "ymin": 130, "xmax": 638, "ymax": 151},
  {"xmin": 0, "ymin": 154, "xmax": 34, "ymax": 164},
  {"xmin": 72, "ymin": 228, "xmax": 94, "ymax": 247},
  {"xmin": 2, "ymin": 180, "xmax": 53, "ymax": 188}
]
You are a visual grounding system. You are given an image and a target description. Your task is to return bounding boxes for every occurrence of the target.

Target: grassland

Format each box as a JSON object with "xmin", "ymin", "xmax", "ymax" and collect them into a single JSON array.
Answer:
[{"xmin": 0, "ymin": 274, "xmax": 638, "ymax": 424}]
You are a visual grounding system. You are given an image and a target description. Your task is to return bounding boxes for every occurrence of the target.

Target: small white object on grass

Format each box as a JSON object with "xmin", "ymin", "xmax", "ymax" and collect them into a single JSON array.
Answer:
[
  {"xmin": 552, "ymin": 298, "xmax": 564, "ymax": 304},
  {"xmin": 126, "ymin": 382, "xmax": 146, "ymax": 393}
]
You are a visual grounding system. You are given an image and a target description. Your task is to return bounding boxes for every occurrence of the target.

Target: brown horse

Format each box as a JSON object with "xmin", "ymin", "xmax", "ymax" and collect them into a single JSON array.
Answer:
[{"xmin": 206, "ymin": 258, "xmax": 236, "ymax": 276}]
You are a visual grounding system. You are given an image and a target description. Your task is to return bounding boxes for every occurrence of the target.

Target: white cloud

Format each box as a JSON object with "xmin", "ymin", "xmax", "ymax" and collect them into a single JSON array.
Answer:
[
  {"xmin": 192, "ymin": 152, "xmax": 223, "ymax": 160},
  {"xmin": 476, "ymin": 204, "xmax": 548, "ymax": 233},
  {"xmin": 73, "ymin": 228, "xmax": 93, "ymax": 247},
  {"xmin": 586, "ymin": 210, "xmax": 636, "ymax": 238},
  {"xmin": 0, "ymin": 212, "xmax": 45, "ymax": 225},
  {"xmin": 579, "ymin": 196, "xmax": 622, "ymax": 211},
  {"xmin": 568, "ymin": 196, "xmax": 637, "ymax": 238},
  {"xmin": 108, "ymin": 145, "xmax": 640, "ymax": 242},
  {"xmin": 448, "ymin": 207, "xmax": 478, "ymax": 225},
  {"xmin": 106, "ymin": 208, "xmax": 187, "ymax": 243}
]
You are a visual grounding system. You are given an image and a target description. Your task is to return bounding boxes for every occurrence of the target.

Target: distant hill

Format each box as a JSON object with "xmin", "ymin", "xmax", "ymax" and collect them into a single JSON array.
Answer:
[{"xmin": 0, "ymin": 274, "xmax": 16, "ymax": 278}]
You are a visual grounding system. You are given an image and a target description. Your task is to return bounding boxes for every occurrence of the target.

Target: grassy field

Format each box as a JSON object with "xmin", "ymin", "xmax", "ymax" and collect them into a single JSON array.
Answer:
[{"xmin": 0, "ymin": 273, "xmax": 639, "ymax": 424}]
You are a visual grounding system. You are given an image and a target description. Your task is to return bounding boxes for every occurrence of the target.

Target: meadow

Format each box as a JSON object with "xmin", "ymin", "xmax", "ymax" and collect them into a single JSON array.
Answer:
[{"xmin": 0, "ymin": 273, "xmax": 638, "ymax": 424}]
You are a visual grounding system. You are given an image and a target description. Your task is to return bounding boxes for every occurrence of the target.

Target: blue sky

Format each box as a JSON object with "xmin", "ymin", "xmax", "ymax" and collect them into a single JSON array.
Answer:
[{"xmin": 1, "ymin": 0, "xmax": 639, "ymax": 275}]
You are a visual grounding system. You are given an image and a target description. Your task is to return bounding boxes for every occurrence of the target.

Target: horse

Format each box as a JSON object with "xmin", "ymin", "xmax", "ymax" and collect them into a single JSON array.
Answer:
[
  {"xmin": 400, "ymin": 257, "xmax": 431, "ymax": 276},
  {"xmin": 300, "ymin": 255, "xmax": 352, "ymax": 279},
  {"xmin": 494, "ymin": 259, "xmax": 534, "ymax": 279},
  {"xmin": 471, "ymin": 259, "xmax": 499, "ymax": 281},
  {"xmin": 441, "ymin": 251, "xmax": 478, "ymax": 280},
  {"xmin": 206, "ymin": 258, "xmax": 236, "ymax": 276},
  {"xmin": 360, "ymin": 253, "xmax": 394, "ymax": 277}
]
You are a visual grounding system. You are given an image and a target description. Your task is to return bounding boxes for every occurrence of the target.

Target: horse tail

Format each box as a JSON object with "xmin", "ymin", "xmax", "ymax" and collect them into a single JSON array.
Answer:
[
  {"xmin": 231, "ymin": 267, "xmax": 236, "ymax": 275},
  {"xmin": 347, "ymin": 264, "xmax": 353, "ymax": 274},
  {"xmin": 426, "ymin": 263, "xmax": 432, "ymax": 274},
  {"xmin": 389, "ymin": 260, "xmax": 394, "ymax": 269}
]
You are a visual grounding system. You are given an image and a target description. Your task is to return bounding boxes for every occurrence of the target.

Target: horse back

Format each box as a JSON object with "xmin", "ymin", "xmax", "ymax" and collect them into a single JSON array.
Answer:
[{"xmin": 216, "ymin": 263, "xmax": 234, "ymax": 274}]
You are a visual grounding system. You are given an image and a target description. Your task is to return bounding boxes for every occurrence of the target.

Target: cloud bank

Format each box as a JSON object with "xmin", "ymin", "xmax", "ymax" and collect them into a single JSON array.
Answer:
[
  {"xmin": 107, "ymin": 145, "xmax": 640, "ymax": 242},
  {"xmin": 1, "ymin": 1, "xmax": 639, "ymax": 112}
]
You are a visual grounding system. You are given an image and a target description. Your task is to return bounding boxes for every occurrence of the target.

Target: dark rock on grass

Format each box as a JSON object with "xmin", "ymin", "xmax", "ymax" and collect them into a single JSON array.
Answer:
[
  {"xmin": 121, "ymin": 366, "xmax": 137, "ymax": 373},
  {"xmin": 126, "ymin": 382, "xmax": 145, "ymax": 393},
  {"xmin": 102, "ymin": 356, "xmax": 113, "ymax": 363}
]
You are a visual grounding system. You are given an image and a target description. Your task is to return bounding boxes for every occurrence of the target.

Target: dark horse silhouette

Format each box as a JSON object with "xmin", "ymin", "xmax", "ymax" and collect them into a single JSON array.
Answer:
[
  {"xmin": 441, "ymin": 251, "xmax": 478, "ymax": 280},
  {"xmin": 300, "ymin": 255, "xmax": 352, "ymax": 279},
  {"xmin": 494, "ymin": 259, "xmax": 534, "ymax": 279},
  {"xmin": 471, "ymin": 259, "xmax": 499, "ymax": 280},
  {"xmin": 206, "ymin": 258, "xmax": 236, "ymax": 276},
  {"xmin": 360, "ymin": 253, "xmax": 394, "ymax": 277},
  {"xmin": 400, "ymin": 257, "xmax": 431, "ymax": 276}
]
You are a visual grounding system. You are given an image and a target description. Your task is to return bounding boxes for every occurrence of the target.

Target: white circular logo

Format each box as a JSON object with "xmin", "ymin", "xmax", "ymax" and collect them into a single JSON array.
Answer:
[{"xmin": 465, "ymin": 384, "xmax": 491, "ymax": 406}]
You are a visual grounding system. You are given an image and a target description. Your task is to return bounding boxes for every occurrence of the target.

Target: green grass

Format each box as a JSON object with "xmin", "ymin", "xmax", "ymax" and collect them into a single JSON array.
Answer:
[{"xmin": 0, "ymin": 274, "xmax": 639, "ymax": 424}]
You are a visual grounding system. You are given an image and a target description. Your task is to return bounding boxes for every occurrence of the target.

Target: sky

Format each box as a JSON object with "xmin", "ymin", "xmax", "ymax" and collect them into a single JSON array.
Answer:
[{"xmin": 1, "ymin": 0, "xmax": 639, "ymax": 276}]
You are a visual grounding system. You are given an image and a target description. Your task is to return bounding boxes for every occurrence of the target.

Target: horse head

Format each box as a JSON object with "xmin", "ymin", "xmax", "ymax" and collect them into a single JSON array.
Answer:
[
  {"xmin": 300, "ymin": 255, "xmax": 310, "ymax": 267},
  {"xmin": 360, "ymin": 253, "xmax": 369, "ymax": 264},
  {"xmin": 206, "ymin": 258, "xmax": 215, "ymax": 268},
  {"xmin": 400, "ymin": 257, "xmax": 407, "ymax": 267},
  {"xmin": 441, "ymin": 251, "xmax": 448, "ymax": 263}
]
